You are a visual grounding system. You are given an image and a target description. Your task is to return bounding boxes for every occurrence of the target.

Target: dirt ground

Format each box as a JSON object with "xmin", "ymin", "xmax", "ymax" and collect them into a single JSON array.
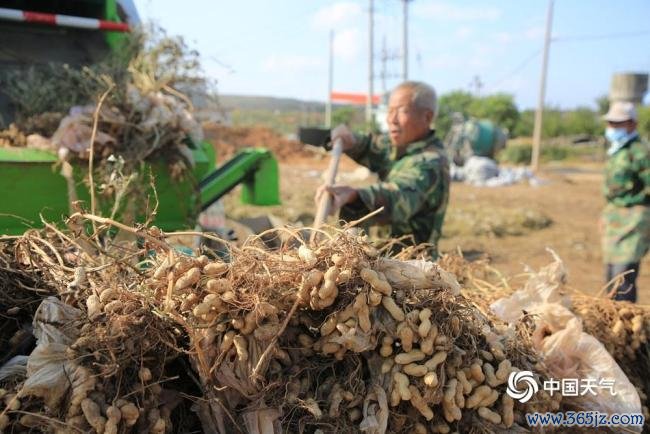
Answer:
[
  {"xmin": 228, "ymin": 159, "xmax": 649, "ymax": 304},
  {"xmin": 441, "ymin": 164, "xmax": 650, "ymax": 304},
  {"xmin": 216, "ymin": 126, "xmax": 649, "ymax": 304},
  {"xmin": 203, "ymin": 123, "xmax": 317, "ymax": 160}
]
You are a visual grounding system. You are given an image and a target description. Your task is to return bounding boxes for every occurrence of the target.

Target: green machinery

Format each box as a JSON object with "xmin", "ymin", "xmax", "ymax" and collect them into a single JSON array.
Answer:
[
  {"xmin": 0, "ymin": 143, "xmax": 280, "ymax": 235},
  {"xmin": 444, "ymin": 115, "xmax": 508, "ymax": 166},
  {"xmin": 0, "ymin": 1, "xmax": 280, "ymax": 235}
]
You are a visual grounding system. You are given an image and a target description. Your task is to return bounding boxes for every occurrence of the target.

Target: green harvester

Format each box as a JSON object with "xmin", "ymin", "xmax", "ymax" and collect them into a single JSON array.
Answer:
[{"xmin": 0, "ymin": 143, "xmax": 280, "ymax": 235}]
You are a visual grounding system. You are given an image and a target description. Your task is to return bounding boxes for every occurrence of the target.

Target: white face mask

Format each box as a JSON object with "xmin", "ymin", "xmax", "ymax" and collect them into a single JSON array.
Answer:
[
  {"xmin": 605, "ymin": 127, "xmax": 629, "ymax": 144},
  {"xmin": 604, "ymin": 126, "xmax": 637, "ymax": 156}
]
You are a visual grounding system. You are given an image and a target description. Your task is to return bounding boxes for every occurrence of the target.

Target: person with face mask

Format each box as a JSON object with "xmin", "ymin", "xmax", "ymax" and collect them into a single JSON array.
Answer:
[
  {"xmin": 314, "ymin": 81, "xmax": 450, "ymax": 258},
  {"xmin": 601, "ymin": 101, "xmax": 650, "ymax": 302}
]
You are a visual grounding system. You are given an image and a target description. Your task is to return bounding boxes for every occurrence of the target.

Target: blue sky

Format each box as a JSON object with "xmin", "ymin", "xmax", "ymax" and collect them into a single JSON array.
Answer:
[{"xmin": 133, "ymin": 0, "xmax": 650, "ymax": 110}]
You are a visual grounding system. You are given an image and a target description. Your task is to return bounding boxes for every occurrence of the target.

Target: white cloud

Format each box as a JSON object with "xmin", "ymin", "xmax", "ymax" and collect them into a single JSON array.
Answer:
[
  {"xmin": 262, "ymin": 54, "xmax": 323, "ymax": 73},
  {"xmin": 333, "ymin": 28, "xmax": 363, "ymax": 62},
  {"xmin": 311, "ymin": 2, "xmax": 363, "ymax": 30},
  {"xmin": 489, "ymin": 74, "xmax": 527, "ymax": 94},
  {"xmin": 427, "ymin": 52, "xmax": 465, "ymax": 70},
  {"xmin": 525, "ymin": 25, "xmax": 545, "ymax": 41},
  {"xmin": 495, "ymin": 32, "xmax": 512, "ymax": 44},
  {"xmin": 455, "ymin": 26, "xmax": 475, "ymax": 40},
  {"xmin": 414, "ymin": 2, "xmax": 501, "ymax": 22},
  {"xmin": 467, "ymin": 57, "xmax": 490, "ymax": 69}
]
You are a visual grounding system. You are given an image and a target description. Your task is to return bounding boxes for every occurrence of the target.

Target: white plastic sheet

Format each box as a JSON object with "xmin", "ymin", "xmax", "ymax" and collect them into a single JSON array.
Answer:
[
  {"xmin": 490, "ymin": 252, "xmax": 642, "ymax": 425},
  {"xmin": 19, "ymin": 297, "xmax": 82, "ymax": 408},
  {"xmin": 541, "ymin": 316, "xmax": 642, "ymax": 417},
  {"xmin": 451, "ymin": 156, "xmax": 537, "ymax": 187}
]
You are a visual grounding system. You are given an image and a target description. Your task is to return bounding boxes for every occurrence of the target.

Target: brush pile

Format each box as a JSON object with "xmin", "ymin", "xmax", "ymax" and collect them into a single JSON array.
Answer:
[
  {"xmin": 453, "ymin": 252, "xmax": 650, "ymax": 429},
  {"xmin": 571, "ymin": 295, "xmax": 650, "ymax": 425},
  {"xmin": 0, "ymin": 28, "xmax": 209, "ymax": 202},
  {"xmin": 0, "ymin": 213, "xmax": 573, "ymax": 434}
]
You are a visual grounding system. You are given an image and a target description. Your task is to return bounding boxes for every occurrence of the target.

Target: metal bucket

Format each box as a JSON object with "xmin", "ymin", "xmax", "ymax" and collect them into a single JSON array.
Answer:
[{"xmin": 609, "ymin": 72, "xmax": 649, "ymax": 104}]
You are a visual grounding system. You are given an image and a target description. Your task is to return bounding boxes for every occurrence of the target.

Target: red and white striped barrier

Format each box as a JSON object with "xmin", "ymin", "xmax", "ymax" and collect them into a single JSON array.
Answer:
[
  {"xmin": 331, "ymin": 92, "xmax": 382, "ymax": 106},
  {"xmin": 0, "ymin": 7, "xmax": 129, "ymax": 32}
]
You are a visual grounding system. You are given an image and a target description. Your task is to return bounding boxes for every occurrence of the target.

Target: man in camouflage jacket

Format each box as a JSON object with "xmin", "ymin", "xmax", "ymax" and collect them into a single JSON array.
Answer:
[
  {"xmin": 315, "ymin": 81, "xmax": 450, "ymax": 258},
  {"xmin": 601, "ymin": 101, "xmax": 650, "ymax": 302}
]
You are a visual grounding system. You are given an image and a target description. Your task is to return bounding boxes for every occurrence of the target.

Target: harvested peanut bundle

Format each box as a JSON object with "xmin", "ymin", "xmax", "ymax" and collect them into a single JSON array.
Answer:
[
  {"xmin": 1, "ymin": 218, "xmax": 569, "ymax": 434},
  {"xmin": 571, "ymin": 295, "xmax": 650, "ymax": 432}
]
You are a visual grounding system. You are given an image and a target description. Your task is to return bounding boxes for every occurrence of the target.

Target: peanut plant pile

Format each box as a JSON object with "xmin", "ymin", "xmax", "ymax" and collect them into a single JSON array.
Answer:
[
  {"xmin": 452, "ymin": 253, "xmax": 650, "ymax": 429},
  {"xmin": 571, "ymin": 295, "xmax": 650, "ymax": 424},
  {"xmin": 0, "ymin": 215, "xmax": 587, "ymax": 434},
  {"xmin": 0, "ymin": 30, "xmax": 206, "ymax": 215}
]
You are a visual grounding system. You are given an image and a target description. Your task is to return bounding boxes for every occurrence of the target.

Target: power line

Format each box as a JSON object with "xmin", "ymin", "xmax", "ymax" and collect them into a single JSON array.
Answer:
[
  {"xmin": 488, "ymin": 47, "xmax": 543, "ymax": 91},
  {"xmin": 469, "ymin": 75, "xmax": 484, "ymax": 96},
  {"xmin": 554, "ymin": 30, "xmax": 650, "ymax": 42},
  {"xmin": 487, "ymin": 29, "xmax": 650, "ymax": 91},
  {"xmin": 206, "ymin": 55, "xmax": 236, "ymax": 74}
]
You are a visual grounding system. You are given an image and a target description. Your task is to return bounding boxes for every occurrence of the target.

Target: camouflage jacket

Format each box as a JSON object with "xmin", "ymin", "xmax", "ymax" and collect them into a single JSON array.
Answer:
[
  {"xmin": 602, "ymin": 134, "xmax": 650, "ymax": 264},
  {"xmin": 604, "ymin": 134, "xmax": 650, "ymax": 208},
  {"xmin": 341, "ymin": 130, "xmax": 450, "ymax": 257}
]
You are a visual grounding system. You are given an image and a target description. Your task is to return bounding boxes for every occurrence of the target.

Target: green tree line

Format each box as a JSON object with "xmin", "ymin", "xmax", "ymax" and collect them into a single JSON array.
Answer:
[
  {"xmin": 436, "ymin": 90, "xmax": 650, "ymax": 140},
  {"xmin": 328, "ymin": 90, "xmax": 649, "ymax": 142}
]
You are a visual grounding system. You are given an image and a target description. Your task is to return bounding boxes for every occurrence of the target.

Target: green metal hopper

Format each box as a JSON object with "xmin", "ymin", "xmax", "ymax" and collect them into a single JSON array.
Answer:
[{"xmin": 0, "ymin": 142, "xmax": 280, "ymax": 235}]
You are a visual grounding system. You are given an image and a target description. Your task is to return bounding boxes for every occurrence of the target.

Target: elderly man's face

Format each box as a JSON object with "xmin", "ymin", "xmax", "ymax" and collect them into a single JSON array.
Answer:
[{"xmin": 386, "ymin": 87, "xmax": 433, "ymax": 149}]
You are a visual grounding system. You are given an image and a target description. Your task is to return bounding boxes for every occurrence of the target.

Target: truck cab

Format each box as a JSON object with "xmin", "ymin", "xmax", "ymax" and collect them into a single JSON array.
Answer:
[
  {"xmin": 0, "ymin": 0, "xmax": 138, "ymax": 125},
  {"xmin": 0, "ymin": 2, "xmax": 281, "ymax": 240}
]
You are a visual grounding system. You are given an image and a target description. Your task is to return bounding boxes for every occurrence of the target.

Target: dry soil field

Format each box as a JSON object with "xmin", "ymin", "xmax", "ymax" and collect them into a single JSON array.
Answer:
[{"xmin": 212, "ymin": 125, "xmax": 650, "ymax": 304}]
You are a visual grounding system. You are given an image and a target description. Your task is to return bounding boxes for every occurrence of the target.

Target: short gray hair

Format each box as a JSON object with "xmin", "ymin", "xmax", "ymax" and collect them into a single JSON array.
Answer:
[{"xmin": 394, "ymin": 81, "xmax": 437, "ymax": 119}]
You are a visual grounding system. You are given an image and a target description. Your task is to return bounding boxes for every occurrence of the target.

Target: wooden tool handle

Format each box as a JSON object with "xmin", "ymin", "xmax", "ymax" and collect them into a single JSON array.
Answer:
[{"xmin": 312, "ymin": 138, "xmax": 344, "ymax": 231}]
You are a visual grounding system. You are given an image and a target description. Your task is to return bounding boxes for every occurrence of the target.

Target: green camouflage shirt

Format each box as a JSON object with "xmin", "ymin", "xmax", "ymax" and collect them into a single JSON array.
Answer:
[
  {"xmin": 341, "ymin": 130, "xmax": 450, "ymax": 257},
  {"xmin": 602, "ymin": 134, "xmax": 650, "ymax": 263},
  {"xmin": 604, "ymin": 134, "xmax": 650, "ymax": 207}
]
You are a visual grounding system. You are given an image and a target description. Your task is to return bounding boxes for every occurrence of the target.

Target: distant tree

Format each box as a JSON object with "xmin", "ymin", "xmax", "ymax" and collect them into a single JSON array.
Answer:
[
  {"xmin": 436, "ymin": 90, "xmax": 475, "ymax": 137},
  {"xmin": 467, "ymin": 93, "xmax": 520, "ymax": 133},
  {"xmin": 638, "ymin": 106, "xmax": 650, "ymax": 140},
  {"xmin": 331, "ymin": 106, "xmax": 357, "ymax": 126},
  {"xmin": 541, "ymin": 108, "xmax": 564, "ymax": 138},
  {"xmin": 563, "ymin": 107, "xmax": 602, "ymax": 136},
  {"xmin": 513, "ymin": 110, "xmax": 534, "ymax": 137},
  {"xmin": 438, "ymin": 90, "xmax": 475, "ymax": 115},
  {"xmin": 513, "ymin": 107, "xmax": 561, "ymax": 138},
  {"xmin": 596, "ymin": 94, "xmax": 609, "ymax": 115},
  {"xmin": 436, "ymin": 91, "xmax": 611, "ymax": 141}
]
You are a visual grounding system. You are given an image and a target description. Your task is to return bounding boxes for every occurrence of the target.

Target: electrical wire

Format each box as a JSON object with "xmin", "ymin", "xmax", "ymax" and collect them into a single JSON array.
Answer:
[
  {"xmin": 554, "ymin": 30, "xmax": 650, "ymax": 42},
  {"xmin": 486, "ymin": 29, "xmax": 650, "ymax": 91},
  {"xmin": 487, "ymin": 46, "xmax": 543, "ymax": 91}
]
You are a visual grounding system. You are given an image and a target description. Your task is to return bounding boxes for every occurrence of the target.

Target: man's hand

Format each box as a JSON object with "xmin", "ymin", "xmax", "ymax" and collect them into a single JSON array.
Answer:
[
  {"xmin": 331, "ymin": 124, "xmax": 357, "ymax": 151},
  {"xmin": 315, "ymin": 184, "xmax": 359, "ymax": 215}
]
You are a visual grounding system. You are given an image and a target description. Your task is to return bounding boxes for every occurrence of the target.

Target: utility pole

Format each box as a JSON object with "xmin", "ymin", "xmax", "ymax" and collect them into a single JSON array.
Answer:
[
  {"xmin": 326, "ymin": 30, "xmax": 334, "ymax": 128},
  {"xmin": 366, "ymin": 0, "xmax": 374, "ymax": 127},
  {"xmin": 531, "ymin": 0, "xmax": 554, "ymax": 172},
  {"xmin": 381, "ymin": 35, "xmax": 387, "ymax": 96},
  {"xmin": 470, "ymin": 75, "xmax": 483, "ymax": 97},
  {"xmin": 380, "ymin": 35, "xmax": 402, "ymax": 97},
  {"xmin": 402, "ymin": 0, "xmax": 411, "ymax": 80}
]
